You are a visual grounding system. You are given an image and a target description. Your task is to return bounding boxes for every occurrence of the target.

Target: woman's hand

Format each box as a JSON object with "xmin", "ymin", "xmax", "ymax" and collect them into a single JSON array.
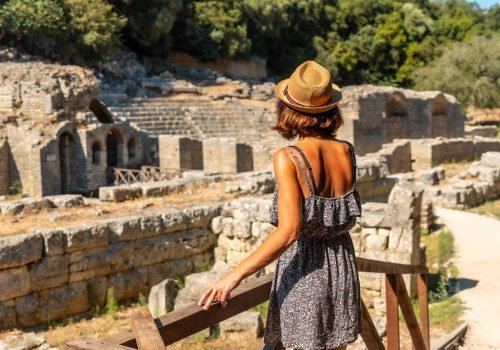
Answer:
[{"xmin": 197, "ymin": 271, "xmax": 242, "ymax": 310}]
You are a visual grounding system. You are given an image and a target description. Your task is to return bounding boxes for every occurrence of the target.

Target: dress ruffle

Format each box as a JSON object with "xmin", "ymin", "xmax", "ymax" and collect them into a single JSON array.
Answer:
[{"xmin": 270, "ymin": 185, "xmax": 362, "ymax": 232}]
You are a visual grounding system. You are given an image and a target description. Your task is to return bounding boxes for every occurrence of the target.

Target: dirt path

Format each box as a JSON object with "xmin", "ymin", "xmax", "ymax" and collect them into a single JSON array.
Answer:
[{"xmin": 435, "ymin": 207, "xmax": 500, "ymax": 349}]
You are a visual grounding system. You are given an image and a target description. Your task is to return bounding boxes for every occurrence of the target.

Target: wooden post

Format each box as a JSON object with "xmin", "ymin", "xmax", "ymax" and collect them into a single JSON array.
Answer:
[
  {"xmin": 395, "ymin": 275, "xmax": 427, "ymax": 350},
  {"xmin": 418, "ymin": 273, "xmax": 430, "ymax": 350},
  {"xmin": 131, "ymin": 309, "xmax": 165, "ymax": 350},
  {"xmin": 385, "ymin": 274, "xmax": 399, "ymax": 350}
]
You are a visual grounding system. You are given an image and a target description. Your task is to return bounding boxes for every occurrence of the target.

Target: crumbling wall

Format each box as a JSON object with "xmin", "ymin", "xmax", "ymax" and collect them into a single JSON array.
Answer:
[{"xmin": 0, "ymin": 205, "xmax": 221, "ymax": 329}]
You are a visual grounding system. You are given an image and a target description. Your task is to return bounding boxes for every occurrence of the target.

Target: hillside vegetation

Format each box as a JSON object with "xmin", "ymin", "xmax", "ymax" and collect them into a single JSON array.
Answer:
[{"xmin": 0, "ymin": 0, "xmax": 498, "ymax": 107}]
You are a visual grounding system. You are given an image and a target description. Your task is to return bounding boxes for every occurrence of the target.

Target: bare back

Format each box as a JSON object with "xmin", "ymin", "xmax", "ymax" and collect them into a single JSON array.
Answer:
[{"xmin": 285, "ymin": 138, "xmax": 356, "ymax": 200}]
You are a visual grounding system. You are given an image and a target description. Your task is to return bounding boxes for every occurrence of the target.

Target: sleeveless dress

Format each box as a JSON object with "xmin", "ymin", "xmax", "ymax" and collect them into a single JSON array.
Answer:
[{"xmin": 263, "ymin": 142, "xmax": 363, "ymax": 350}]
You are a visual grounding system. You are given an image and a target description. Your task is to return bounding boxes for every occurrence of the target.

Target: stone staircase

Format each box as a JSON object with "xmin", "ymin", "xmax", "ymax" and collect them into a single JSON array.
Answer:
[{"xmin": 107, "ymin": 97, "xmax": 266, "ymax": 141}]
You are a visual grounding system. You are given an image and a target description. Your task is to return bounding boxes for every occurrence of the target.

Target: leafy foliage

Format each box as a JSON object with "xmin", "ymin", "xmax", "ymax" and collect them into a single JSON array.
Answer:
[
  {"xmin": 1, "ymin": 0, "xmax": 498, "ymax": 106},
  {"xmin": 413, "ymin": 35, "xmax": 500, "ymax": 108}
]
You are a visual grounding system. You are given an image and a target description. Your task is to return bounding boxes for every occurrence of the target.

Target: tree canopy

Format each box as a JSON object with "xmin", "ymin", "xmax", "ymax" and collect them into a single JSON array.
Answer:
[{"xmin": 0, "ymin": 0, "xmax": 498, "ymax": 107}]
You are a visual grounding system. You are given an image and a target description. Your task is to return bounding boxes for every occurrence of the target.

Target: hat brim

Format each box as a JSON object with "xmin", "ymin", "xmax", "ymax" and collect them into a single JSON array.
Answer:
[{"xmin": 275, "ymin": 79, "xmax": 342, "ymax": 114}]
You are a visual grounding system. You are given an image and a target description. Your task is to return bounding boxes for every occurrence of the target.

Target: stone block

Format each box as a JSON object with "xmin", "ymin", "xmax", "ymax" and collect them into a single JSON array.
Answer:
[
  {"xmin": 221, "ymin": 217, "xmax": 234, "ymax": 238},
  {"xmin": 148, "ymin": 279, "xmax": 180, "ymax": 318},
  {"xmin": 220, "ymin": 311, "xmax": 263, "ymax": 340},
  {"xmin": 365, "ymin": 234, "xmax": 388, "ymax": 250},
  {"xmin": 107, "ymin": 268, "xmax": 148, "ymax": 302},
  {"xmin": 65, "ymin": 223, "xmax": 109, "ymax": 252},
  {"xmin": 0, "ymin": 232, "xmax": 43, "ymax": 269},
  {"xmin": 0, "ymin": 299, "xmax": 16, "ymax": 329},
  {"xmin": 38, "ymin": 229, "xmax": 66, "ymax": 256},
  {"xmin": 140, "ymin": 214, "xmax": 163, "ymax": 238},
  {"xmin": 46, "ymin": 194, "xmax": 84, "ymax": 208},
  {"xmin": 210, "ymin": 216, "xmax": 223, "ymax": 234},
  {"xmin": 481, "ymin": 151, "xmax": 500, "ymax": 167},
  {"xmin": 148, "ymin": 256, "xmax": 202, "ymax": 287},
  {"xmin": 30, "ymin": 255, "xmax": 68, "ymax": 291},
  {"xmin": 69, "ymin": 242, "xmax": 134, "ymax": 282},
  {"xmin": 233, "ymin": 219, "xmax": 251, "ymax": 239},
  {"xmin": 0, "ymin": 265, "xmax": 31, "ymax": 301},
  {"xmin": 108, "ymin": 217, "xmax": 141, "ymax": 242},
  {"xmin": 15, "ymin": 282, "xmax": 89, "ymax": 327},
  {"xmin": 99, "ymin": 185, "xmax": 142, "ymax": 202},
  {"xmin": 226, "ymin": 250, "xmax": 248, "ymax": 267},
  {"xmin": 183, "ymin": 205, "xmax": 222, "ymax": 230},
  {"xmin": 161, "ymin": 210, "xmax": 189, "ymax": 233},
  {"xmin": 134, "ymin": 229, "xmax": 216, "ymax": 267},
  {"xmin": 86, "ymin": 277, "xmax": 107, "ymax": 307}
]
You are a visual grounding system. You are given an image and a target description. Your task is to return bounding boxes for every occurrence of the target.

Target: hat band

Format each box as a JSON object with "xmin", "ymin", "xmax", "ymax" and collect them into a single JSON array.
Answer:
[{"xmin": 284, "ymin": 86, "xmax": 331, "ymax": 107}]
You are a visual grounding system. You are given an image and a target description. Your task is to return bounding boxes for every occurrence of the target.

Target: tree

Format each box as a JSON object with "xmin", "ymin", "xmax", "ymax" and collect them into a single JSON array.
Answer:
[{"xmin": 412, "ymin": 35, "xmax": 500, "ymax": 108}]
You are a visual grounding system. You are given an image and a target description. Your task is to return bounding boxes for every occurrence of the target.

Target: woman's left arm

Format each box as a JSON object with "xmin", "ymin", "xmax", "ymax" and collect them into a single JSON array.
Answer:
[{"xmin": 198, "ymin": 148, "xmax": 303, "ymax": 310}]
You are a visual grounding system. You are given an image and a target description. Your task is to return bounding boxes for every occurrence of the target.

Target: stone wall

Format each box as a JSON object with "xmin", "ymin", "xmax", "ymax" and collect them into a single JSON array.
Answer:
[
  {"xmin": 410, "ymin": 137, "xmax": 500, "ymax": 170},
  {"xmin": 337, "ymin": 85, "xmax": 465, "ymax": 155},
  {"xmin": 0, "ymin": 205, "xmax": 221, "ymax": 329},
  {"xmin": 0, "ymin": 138, "xmax": 9, "ymax": 195}
]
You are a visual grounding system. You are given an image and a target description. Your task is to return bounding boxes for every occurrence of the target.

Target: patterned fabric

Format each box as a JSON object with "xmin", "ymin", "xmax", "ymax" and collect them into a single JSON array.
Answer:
[{"xmin": 263, "ymin": 142, "xmax": 363, "ymax": 350}]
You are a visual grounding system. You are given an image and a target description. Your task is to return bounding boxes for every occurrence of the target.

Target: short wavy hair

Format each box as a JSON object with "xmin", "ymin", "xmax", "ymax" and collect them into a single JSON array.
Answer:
[{"xmin": 270, "ymin": 99, "xmax": 344, "ymax": 140}]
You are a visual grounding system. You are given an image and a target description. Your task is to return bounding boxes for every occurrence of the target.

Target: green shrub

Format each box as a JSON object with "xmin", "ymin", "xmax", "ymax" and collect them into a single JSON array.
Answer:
[
  {"xmin": 64, "ymin": 0, "xmax": 126, "ymax": 64},
  {"xmin": 105, "ymin": 287, "xmax": 120, "ymax": 316}
]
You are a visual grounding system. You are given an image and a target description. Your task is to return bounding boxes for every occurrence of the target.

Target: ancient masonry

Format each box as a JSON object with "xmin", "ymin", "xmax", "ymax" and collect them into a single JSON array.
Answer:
[{"xmin": 0, "ymin": 62, "xmax": 151, "ymax": 197}]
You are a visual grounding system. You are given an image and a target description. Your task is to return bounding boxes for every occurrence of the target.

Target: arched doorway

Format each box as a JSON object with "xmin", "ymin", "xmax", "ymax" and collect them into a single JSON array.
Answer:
[
  {"xmin": 59, "ymin": 132, "xmax": 73, "ymax": 194},
  {"xmin": 106, "ymin": 129, "xmax": 122, "ymax": 168}
]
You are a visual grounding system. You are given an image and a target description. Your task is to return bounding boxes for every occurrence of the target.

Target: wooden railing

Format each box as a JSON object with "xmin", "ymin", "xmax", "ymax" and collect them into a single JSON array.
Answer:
[
  {"xmin": 67, "ymin": 258, "xmax": 429, "ymax": 350},
  {"xmin": 113, "ymin": 166, "xmax": 182, "ymax": 185}
]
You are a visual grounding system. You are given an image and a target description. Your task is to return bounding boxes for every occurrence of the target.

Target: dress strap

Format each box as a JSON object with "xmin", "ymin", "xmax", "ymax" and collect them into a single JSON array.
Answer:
[
  {"xmin": 290, "ymin": 145, "xmax": 318, "ymax": 195},
  {"xmin": 348, "ymin": 143, "xmax": 357, "ymax": 188},
  {"xmin": 284, "ymin": 146, "xmax": 315, "ymax": 196}
]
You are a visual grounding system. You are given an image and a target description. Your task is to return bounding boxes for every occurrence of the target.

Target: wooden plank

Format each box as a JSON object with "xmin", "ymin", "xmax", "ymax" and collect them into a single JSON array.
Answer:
[
  {"xmin": 357, "ymin": 258, "xmax": 428, "ymax": 274},
  {"xmin": 385, "ymin": 274, "xmax": 400, "ymax": 350},
  {"xmin": 360, "ymin": 299, "xmax": 385, "ymax": 350},
  {"xmin": 395, "ymin": 275, "xmax": 427, "ymax": 350},
  {"xmin": 131, "ymin": 309, "xmax": 166, "ymax": 350},
  {"xmin": 67, "ymin": 337, "xmax": 133, "ymax": 350},
  {"xmin": 432, "ymin": 322, "xmax": 468, "ymax": 350},
  {"xmin": 105, "ymin": 273, "xmax": 275, "ymax": 347},
  {"xmin": 418, "ymin": 273, "xmax": 430, "ymax": 350}
]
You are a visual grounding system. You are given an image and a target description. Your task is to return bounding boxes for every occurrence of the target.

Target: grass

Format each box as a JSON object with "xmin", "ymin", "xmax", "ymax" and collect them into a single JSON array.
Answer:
[
  {"xmin": 419, "ymin": 224, "xmax": 466, "ymax": 332},
  {"xmin": 466, "ymin": 199, "xmax": 500, "ymax": 218}
]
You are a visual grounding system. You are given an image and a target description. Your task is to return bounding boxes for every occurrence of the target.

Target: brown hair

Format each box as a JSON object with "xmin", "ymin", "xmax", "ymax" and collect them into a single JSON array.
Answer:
[{"xmin": 270, "ymin": 99, "xmax": 344, "ymax": 140}]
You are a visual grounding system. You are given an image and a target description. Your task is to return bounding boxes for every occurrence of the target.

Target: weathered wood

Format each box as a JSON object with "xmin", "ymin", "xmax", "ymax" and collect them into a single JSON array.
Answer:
[
  {"xmin": 385, "ymin": 274, "xmax": 400, "ymax": 350},
  {"xmin": 106, "ymin": 273, "xmax": 275, "ymax": 347},
  {"xmin": 71, "ymin": 260, "xmax": 431, "ymax": 350},
  {"xmin": 131, "ymin": 309, "xmax": 165, "ymax": 350},
  {"xmin": 67, "ymin": 337, "xmax": 133, "ymax": 350},
  {"xmin": 360, "ymin": 299, "xmax": 386, "ymax": 350},
  {"xmin": 395, "ymin": 275, "xmax": 427, "ymax": 350},
  {"xmin": 418, "ymin": 273, "xmax": 430, "ymax": 350},
  {"xmin": 432, "ymin": 322, "xmax": 468, "ymax": 350},
  {"xmin": 357, "ymin": 258, "xmax": 428, "ymax": 274}
]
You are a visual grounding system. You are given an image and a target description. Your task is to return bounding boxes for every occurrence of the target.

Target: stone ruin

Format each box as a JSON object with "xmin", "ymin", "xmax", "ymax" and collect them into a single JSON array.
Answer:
[
  {"xmin": 0, "ymin": 57, "xmax": 499, "ymax": 346},
  {"xmin": 0, "ymin": 62, "xmax": 151, "ymax": 197}
]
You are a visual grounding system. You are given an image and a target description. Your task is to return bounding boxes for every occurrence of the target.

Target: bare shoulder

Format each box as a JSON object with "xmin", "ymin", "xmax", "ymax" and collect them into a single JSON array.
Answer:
[
  {"xmin": 332, "ymin": 138, "xmax": 354, "ymax": 153},
  {"xmin": 273, "ymin": 147, "xmax": 295, "ymax": 173}
]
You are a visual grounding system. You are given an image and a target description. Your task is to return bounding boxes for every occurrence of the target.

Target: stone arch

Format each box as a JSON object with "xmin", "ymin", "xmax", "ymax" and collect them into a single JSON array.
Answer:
[
  {"xmin": 384, "ymin": 92, "xmax": 408, "ymax": 118},
  {"xmin": 106, "ymin": 128, "xmax": 123, "ymax": 168},
  {"xmin": 431, "ymin": 94, "xmax": 448, "ymax": 116},
  {"xmin": 127, "ymin": 137, "xmax": 136, "ymax": 160},
  {"xmin": 89, "ymin": 99, "xmax": 114, "ymax": 123},
  {"xmin": 59, "ymin": 131, "xmax": 74, "ymax": 194},
  {"xmin": 91, "ymin": 141, "xmax": 102, "ymax": 165}
]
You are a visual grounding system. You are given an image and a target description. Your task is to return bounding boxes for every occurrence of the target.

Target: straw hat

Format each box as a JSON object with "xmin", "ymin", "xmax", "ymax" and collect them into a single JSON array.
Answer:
[{"xmin": 276, "ymin": 60, "xmax": 342, "ymax": 114}]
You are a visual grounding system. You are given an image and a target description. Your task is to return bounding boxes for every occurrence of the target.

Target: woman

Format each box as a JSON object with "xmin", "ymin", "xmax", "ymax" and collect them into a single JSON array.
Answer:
[{"xmin": 198, "ymin": 60, "xmax": 363, "ymax": 350}]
